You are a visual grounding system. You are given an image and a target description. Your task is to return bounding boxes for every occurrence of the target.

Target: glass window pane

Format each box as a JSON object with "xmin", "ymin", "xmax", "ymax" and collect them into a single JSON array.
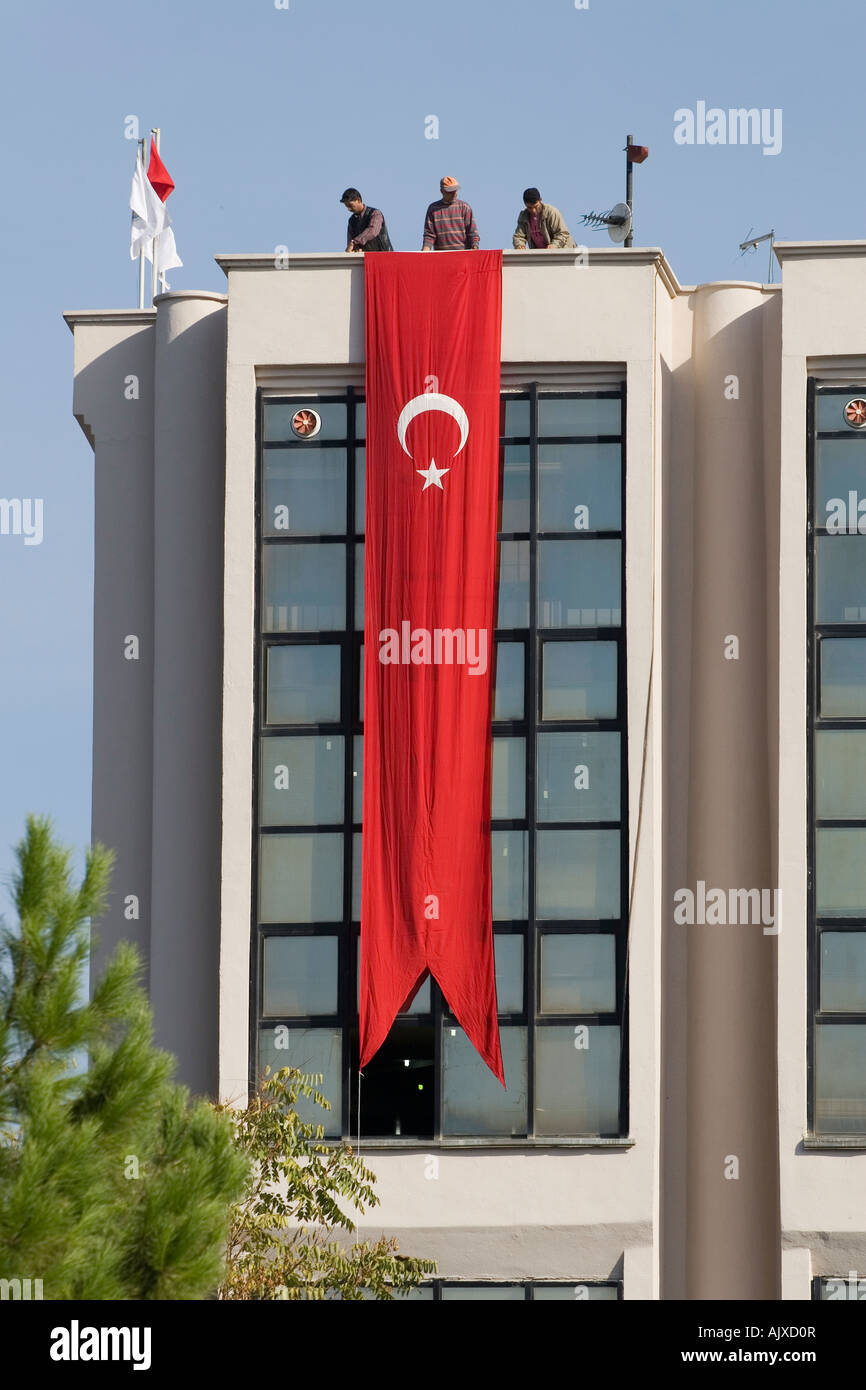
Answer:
[
  {"xmin": 538, "ymin": 395, "xmax": 621, "ymax": 438},
  {"xmin": 502, "ymin": 396, "xmax": 530, "ymax": 436},
  {"xmin": 259, "ymin": 736, "xmax": 344, "ymax": 825},
  {"xmin": 816, "ymin": 392, "xmax": 863, "ymax": 433},
  {"xmin": 441, "ymin": 1285, "xmax": 526, "ymax": 1300},
  {"xmin": 494, "ymin": 643, "xmax": 524, "ymax": 719},
  {"xmin": 536, "ymin": 829, "xmax": 621, "ymax": 920},
  {"xmin": 265, "ymin": 645, "xmax": 341, "ymax": 725},
  {"xmin": 353, "ymin": 734, "xmax": 363, "ymax": 822},
  {"xmin": 538, "ymin": 444, "xmax": 621, "ymax": 533},
  {"xmin": 355, "ymin": 446, "xmax": 365, "ymax": 533},
  {"xmin": 816, "ymin": 730, "xmax": 866, "ymax": 819},
  {"xmin": 534, "ymin": 1284, "xmax": 619, "ymax": 1301},
  {"xmin": 539, "ymin": 539, "xmax": 621, "ymax": 628},
  {"xmin": 815, "ymin": 438, "xmax": 866, "ymax": 528},
  {"xmin": 821, "ymin": 933, "xmax": 866, "ymax": 1012},
  {"xmin": 262, "ymin": 543, "xmax": 346, "ymax": 632},
  {"xmin": 816, "ymin": 536, "xmax": 866, "ymax": 623},
  {"xmin": 495, "ymin": 934, "xmax": 524, "ymax": 1013},
  {"xmin": 492, "ymin": 830, "xmax": 528, "ymax": 919},
  {"xmin": 442, "ymin": 1026, "xmax": 528, "ymax": 1136},
  {"xmin": 259, "ymin": 833, "xmax": 344, "ymax": 922},
  {"xmin": 263, "ymin": 935, "xmax": 338, "ymax": 1015},
  {"xmin": 815, "ymin": 1024, "xmax": 866, "ymax": 1134},
  {"xmin": 499, "ymin": 446, "xmax": 530, "ymax": 532},
  {"xmin": 535, "ymin": 1024, "xmax": 621, "ymax": 1136},
  {"xmin": 816, "ymin": 829, "xmax": 866, "ymax": 917},
  {"xmin": 352, "ymin": 832, "xmax": 361, "ymax": 920},
  {"xmin": 542, "ymin": 641, "xmax": 617, "ymax": 721},
  {"xmin": 262, "ymin": 447, "xmax": 346, "ymax": 535},
  {"xmin": 256, "ymin": 1026, "xmax": 342, "ymax": 1136},
  {"xmin": 355, "ymin": 545, "xmax": 364, "ymax": 630},
  {"xmin": 491, "ymin": 738, "xmax": 525, "ymax": 819},
  {"xmin": 820, "ymin": 639, "xmax": 866, "ymax": 718},
  {"xmin": 540, "ymin": 933, "xmax": 616, "ymax": 1013},
  {"xmin": 263, "ymin": 401, "xmax": 347, "ymax": 442},
  {"xmin": 356, "ymin": 402, "xmax": 366, "ymax": 439},
  {"xmin": 358, "ymin": 644, "xmax": 364, "ymax": 721},
  {"xmin": 498, "ymin": 541, "xmax": 530, "ymax": 627},
  {"xmin": 537, "ymin": 731, "xmax": 620, "ymax": 822}
]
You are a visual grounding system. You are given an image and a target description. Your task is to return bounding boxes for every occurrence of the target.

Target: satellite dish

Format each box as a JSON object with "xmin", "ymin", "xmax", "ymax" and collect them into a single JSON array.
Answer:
[{"xmin": 605, "ymin": 202, "xmax": 632, "ymax": 244}]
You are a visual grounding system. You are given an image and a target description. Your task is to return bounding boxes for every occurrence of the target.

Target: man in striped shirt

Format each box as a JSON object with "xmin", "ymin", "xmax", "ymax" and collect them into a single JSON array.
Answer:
[{"xmin": 422, "ymin": 176, "xmax": 480, "ymax": 251}]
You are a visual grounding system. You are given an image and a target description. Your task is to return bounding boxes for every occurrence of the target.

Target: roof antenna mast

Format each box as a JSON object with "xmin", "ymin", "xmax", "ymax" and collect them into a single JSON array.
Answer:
[{"xmin": 739, "ymin": 228, "xmax": 776, "ymax": 284}]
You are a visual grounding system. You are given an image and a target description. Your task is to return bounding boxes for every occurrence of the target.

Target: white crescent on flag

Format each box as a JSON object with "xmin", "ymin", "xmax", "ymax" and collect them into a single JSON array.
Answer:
[{"xmin": 396, "ymin": 393, "xmax": 469, "ymax": 458}]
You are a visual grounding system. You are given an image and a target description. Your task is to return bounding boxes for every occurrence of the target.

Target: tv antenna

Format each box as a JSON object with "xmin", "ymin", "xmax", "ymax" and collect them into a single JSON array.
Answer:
[
  {"xmin": 581, "ymin": 202, "xmax": 632, "ymax": 244},
  {"xmin": 739, "ymin": 227, "xmax": 776, "ymax": 284}
]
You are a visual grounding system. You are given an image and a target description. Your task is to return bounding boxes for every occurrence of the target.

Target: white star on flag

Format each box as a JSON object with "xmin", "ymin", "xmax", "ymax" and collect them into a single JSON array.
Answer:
[{"xmin": 417, "ymin": 458, "xmax": 450, "ymax": 491}]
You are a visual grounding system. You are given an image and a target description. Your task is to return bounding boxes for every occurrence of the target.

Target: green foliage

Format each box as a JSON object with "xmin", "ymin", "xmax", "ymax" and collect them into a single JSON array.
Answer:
[
  {"xmin": 0, "ymin": 815, "xmax": 249, "ymax": 1299},
  {"xmin": 217, "ymin": 1067, "xmax": 436, "ymax": 1300}
]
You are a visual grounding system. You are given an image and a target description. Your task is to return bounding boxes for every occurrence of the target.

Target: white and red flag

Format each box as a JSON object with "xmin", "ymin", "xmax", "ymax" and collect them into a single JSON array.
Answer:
[
  {"xmin": 360, "ymin": 250, "xmax": 504, "ymax": 1082},
  {"xmin": 129, "ymin": 142, "xmax": 182, "ymax": 276}
]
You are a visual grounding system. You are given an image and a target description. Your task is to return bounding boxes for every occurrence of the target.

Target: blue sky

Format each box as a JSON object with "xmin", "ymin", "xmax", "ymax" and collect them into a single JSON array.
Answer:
[{"xmin": 0, "ymin": 0, "xmax": 862, "ymax": 913}]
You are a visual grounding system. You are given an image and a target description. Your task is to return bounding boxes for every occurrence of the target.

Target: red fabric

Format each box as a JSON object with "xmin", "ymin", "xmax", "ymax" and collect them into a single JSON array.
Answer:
[
  {"xmin": 360, "ymin": 250, "xmax": 504, "ymax": 1084},
  {"xmin": 626, "ymin": 144, "xmax": 649, "ymax": 164},
  {"xmin": 147, "ymin": 144, "xmax": 175, "ymax": 202}
]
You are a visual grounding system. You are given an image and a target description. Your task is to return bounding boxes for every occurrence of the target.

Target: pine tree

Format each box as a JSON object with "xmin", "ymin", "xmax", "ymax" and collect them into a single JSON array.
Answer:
[
  {"xmin": 0, "ymin": 815, "xmax": 249, "ymax": 1300},
  {"xmin": 217, "ymin": 1066, "xmax": 437, "ymax": 1300}
]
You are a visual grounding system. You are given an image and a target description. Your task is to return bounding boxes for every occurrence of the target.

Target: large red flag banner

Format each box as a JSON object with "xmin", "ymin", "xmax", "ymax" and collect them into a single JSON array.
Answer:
[{"xmin": 360, "ymin": 250, "xmax": 504, "ymax": 1083}]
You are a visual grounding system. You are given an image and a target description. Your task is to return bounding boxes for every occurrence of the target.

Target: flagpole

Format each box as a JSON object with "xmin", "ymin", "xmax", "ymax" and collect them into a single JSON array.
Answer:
[
  {"xmin": 151, "ymin": 128, "xmax": 160, "ymax": 302},
  {"xmin": 137, "ymin": 139, "xmax": 146, "ymax": 310}
]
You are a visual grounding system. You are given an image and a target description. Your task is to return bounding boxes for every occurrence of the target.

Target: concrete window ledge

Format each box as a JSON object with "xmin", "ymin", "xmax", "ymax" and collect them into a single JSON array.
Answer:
[
  {"xmin": 801, "ymin": 1135, "xmax": 866, "ymax": 1151},
  {"xmin": 342, "ymin": 1137, "xmax": 636, "ymax": 1152}
]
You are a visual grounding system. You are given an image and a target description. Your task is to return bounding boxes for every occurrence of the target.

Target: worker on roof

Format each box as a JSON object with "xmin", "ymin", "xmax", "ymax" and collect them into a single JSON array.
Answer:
[
  {"xmin": 513, "ymin": 188, "xmax": 576, "ymax": 250},
  {"xmin": 341, "ymin": 188, "xmax": 393, "ymax": 252},
  {"xmin": 422, "ymin": 176, "xmax": 480, "ymax": 251}
]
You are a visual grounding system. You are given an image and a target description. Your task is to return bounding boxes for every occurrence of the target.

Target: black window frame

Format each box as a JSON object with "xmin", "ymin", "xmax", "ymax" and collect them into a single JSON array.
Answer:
[{"xmin": 251, "ymin": 384, "xmax": 629, "ymax": 1144}]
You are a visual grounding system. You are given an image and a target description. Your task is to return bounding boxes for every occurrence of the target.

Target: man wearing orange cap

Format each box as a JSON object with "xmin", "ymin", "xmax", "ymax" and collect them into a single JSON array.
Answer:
[{"xmin": 422, "ymin": 176, "xmax": 480, "ymax": 251}]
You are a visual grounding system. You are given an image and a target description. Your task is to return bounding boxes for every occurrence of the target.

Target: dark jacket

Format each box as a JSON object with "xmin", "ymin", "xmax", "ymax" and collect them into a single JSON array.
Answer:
[{"xmin": 347, "ymin": 206, "xmax": 393, "ymax": 252}]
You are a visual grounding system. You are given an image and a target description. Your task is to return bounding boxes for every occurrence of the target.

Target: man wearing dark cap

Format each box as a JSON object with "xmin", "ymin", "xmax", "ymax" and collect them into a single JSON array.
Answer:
[
  {"xmin": 513, "ymin": 188, "xmax": 576, "ymax": 249},
  {"xmin": 341, "ymin": 189, "xmax": 393, "ymax": 252},
  {"xmin": 422, "ymin": 176, "xmax": 480, "ymax": 251}
]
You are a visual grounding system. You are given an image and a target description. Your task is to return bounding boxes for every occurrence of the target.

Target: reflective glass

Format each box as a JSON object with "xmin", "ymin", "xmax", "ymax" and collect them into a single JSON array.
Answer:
[
  {"xmin": 816, "ymin": 393, "xmax": 864, "ymax": 433},
  {"xmin": 815, "ymin": 1024, "xmax": 866, "ymax": 1134},
  {"xmin": 494, "ymin": 933, "xmax": 524, "ymax": 1013},
  {"xmin": 538, "ymin": 539, "xmax": 621, "ymax": 628},
  {"xmin": 265, "ymin": 645, "xmax": 341, "ymax": 725},
  {"xmin": 815, "ymin": 730, "xmax": 866, "ymax": 819},
  {"xmin": 262, "ymin": 543, "xmax": 345, "ymax": 632},
  {"xmin": 442, "ymin": 1026, "xmax": 528, "ymax": 1136},
  {"xmin": 492, "ymin": 830, "xmax": 528, "ymax": 919},
  {"xmin": 816, "ymin": 829, "xmax": 866, "ymax": 916},
  {"xmin": 542, "ymin": 641, "xmax": 617, "ymax": 721},
  {"xmin": 499, "ymin": 446, "xmax": 530, "ymax": 532},
  {"xmin": 821, "ymin": 933, "xmax": 866, "ymax": 1012},
  {"xmin": 257, "ymin": 1026, "xmax": 342, "ymax": 1135},
  {"xmin": 820, "ymin": 639, "xmax": 866, "ymax": 718},
  {"xmin": 538, "ymin": 444, "xmax": 621, "ymax": 533},
  {"xmin": 533, "ymin": 1285, "xmax": 619, "ymax": 1301},
  {"xmin": 355, "ymin": 545, "xmax": 364, "ymax": 630},
  {"xmin": 498, "ymin": 541, "xmax": 530, "ymax": 627},
  {"xmin": 263, "ymin": 401, "xmax": 347, "ymax": 442},
  {"xmin": 536, "ymin": 829, "xmax": 621, "ymax": 919},
  {"xmin": 262, "ymin": 935, "xmax": 338, "ymax": 1016},
  {"xmin": 353, "ymin": 735, "xmax": 363, "ymax": 823},
  {"xmin": 441, "ymin": 1286, "xmax": 526, "ymax": 1301},
  {"xmin": 259, "ymin": 736, "xmax": 344, "ymax": 825},
  {"xmin": 262, "ymin": 447, "xmax": 346, "ymax": 535},
  {"xmin": 816, "ymin": 536, "xmax": 866, "ymax": 623},
  {"xmin": 491, "ymin": 738, "xmax": 526, "ymax": 819},
  {"xmin": 356, "ymin": 402, "xmax": 366, "ymax": 439},
  {"xmin": 352, "ymin": 831, "xmax": 362, "ymax": 920},
  {"xmin": 259, "ymin": 833, "xmax": 344, "ymax": 923},
  {"xmin": 815, "ymin": 437, "xmax": 866, "ymax": 529},
  {"xmin": 502, "ymin": 397, "xmax": 530, "ymax": 436},
  {"xmin": 537, "ymin": 395, "xmax": 621, "ymax": 437},
  {"xmin": 540, "ymin": 933, "xmax": 616, "ymax": 1013},
  {"xmin": 535, "ymin": 1025, "xmax": 621, "ymax": 1135},
  {"xmin": 494, "ymin": 643, "xmax": 524, "ymax": 720},
  {"xmin": 355, "ymin": 447, "xmax": 365, "ymax": 534},
  {"xmin": 537, "ymin": 731, "xmax": 620, "ymax": 822}
]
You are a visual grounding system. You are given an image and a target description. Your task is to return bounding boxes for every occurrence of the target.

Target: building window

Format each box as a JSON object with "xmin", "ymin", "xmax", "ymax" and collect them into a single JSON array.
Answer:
[
  {"xmin": 253, "ymin": 386, "xmax": 628, "ymax": 1140},
  {"xmin": 396, "ymin": 1280, "xmax": 622, "ymax": 1301},
  {"xmin": 812, "ymin": 1274, "xmax": 866, "ymax": 1299},
  {"xmin": 809, "ymin": 383, "xmax": 866, "ymax": 1135}
]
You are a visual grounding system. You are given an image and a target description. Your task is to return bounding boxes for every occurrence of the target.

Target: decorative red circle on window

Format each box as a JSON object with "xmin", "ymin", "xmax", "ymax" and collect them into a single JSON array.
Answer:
[
  {"xmin": 291, "ymin": 408, "xmax": 322, "ymax": 438},
  {"xmin": 845, "ymin": 399, "xmax": 866, "ymax": 428}
]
